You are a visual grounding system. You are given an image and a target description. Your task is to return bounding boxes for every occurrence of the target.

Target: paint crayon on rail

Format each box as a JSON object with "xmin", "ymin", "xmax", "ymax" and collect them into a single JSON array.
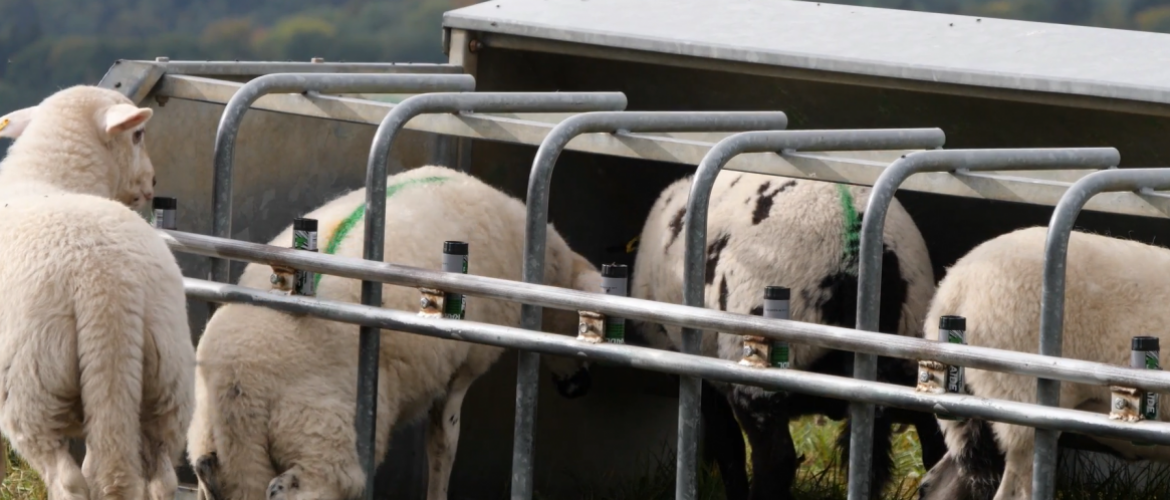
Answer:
[
  {"xmin": 600, "ymin": 264, "xmax": 628, "ymax": 344},
  {"xmin": 763, "ymin": 286, "xmax": 791, "ymax": 368},
  {"xmin": 150, "ymin": 197, "xmax": 177, "ymax": 230},
  {"xmin": 442, "ymin": 241, "xmax": 468, "ymax": 320},
  {"xmin": 938, "ymin": 315, "xmax": 967, "ymax": 421},
  {"xmin": 1132, "ymin": 335, "xmax": 1161, "ymax": 446},
  {"xmin": 292, "ymin": 218, "xmax": 318, "ymax": 296}
]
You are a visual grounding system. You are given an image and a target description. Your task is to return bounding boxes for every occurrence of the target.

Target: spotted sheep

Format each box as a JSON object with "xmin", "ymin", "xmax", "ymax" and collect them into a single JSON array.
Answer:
[
  {"xmin": 918, "ymin": 227, "xmax": 1170, "ymax": 500},
  {"xmin": 629, "ymin": 171, "xmax": 946, "ymax": 500},
  {"xmin": 186, "ymin": 165, "xmax": 601, "ymax": 500},
  {"xmin": 0, "ymin": 86, "xmax": 194, "ymax": 500}
]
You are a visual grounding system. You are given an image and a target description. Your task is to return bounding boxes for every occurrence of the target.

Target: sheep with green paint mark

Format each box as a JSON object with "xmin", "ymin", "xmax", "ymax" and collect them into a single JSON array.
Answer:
[
  {"xmin": 629, "ymin": 171, "xmax": 943, "ymax": 500},
  {"xmin": 187, "ymin": 165, "xmax": 602, "ymax": 500}
]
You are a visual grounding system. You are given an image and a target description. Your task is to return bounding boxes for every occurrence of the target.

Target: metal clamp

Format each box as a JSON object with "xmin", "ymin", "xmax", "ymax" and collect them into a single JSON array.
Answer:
[
  {"xmin": 268, "ymin": 264, "xmax": 297, "ymax": 295},
  {"xmin": 1110, "ymin": 385, "xmax": 1145, "ymax": 422},
  {"xmin": 418, "ymin": 287, "xmax": 446, "ymax": 318},
  {"xmin": 576, "ymin": 310, "xmax": 606, "ymax": 344},
  {"xmin": 739, "ymin": 336, "xmax": 771, "ymax": 368},
  {"xmin": 915, "ymin": 360, "xmax": 947, "ymax": 394}
]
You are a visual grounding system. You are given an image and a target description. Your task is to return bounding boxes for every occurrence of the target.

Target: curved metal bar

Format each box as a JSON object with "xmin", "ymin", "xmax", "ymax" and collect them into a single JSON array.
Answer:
[
  {"xmin": 683, "ymin": 128, "xmax": 945, "ymax": 497},
  {"xmin": 851, "ymin": 147, "xmax": 1120, "ymax": 500},
  {"xmin": 356, "ymin": 91, "xmax": 626, "ymax": 498},
  {"xmin": 517, "ymin": 111, "xmax": 789, "ymax": 500},
  {"xmin": 210, "ymin": 72, "xmax": 476, "ymax": 285},
  {"xmin": 1033, "ymin": 167, "xmax": 1170, "ymax": 500}
]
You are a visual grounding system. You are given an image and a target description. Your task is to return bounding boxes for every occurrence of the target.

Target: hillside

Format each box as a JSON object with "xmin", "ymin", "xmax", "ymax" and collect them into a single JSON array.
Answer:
[{"xmin": 1, "ymin": 0, "xmax": 1169, "ymax": 127}]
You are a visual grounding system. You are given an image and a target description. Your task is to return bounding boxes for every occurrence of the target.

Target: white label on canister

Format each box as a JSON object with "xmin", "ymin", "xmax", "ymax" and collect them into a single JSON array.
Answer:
[{"xmin": 763, "ymin": 298, "xmax": 790, "ymax": 320}]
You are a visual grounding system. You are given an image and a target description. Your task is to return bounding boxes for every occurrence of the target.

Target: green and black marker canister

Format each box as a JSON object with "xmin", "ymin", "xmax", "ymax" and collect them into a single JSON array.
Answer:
[
  {"xmin": 442, "ymin": 241, "xmax": 469, "ymax": 320},
  {"xmin": 763, "ymin": 286, "xmax": 791, "ymax": 368},
  {"xmin": 600, "ymin": 264, "xmax": 629, "ymax": 344},
  {"xmin": 1133, "ymin": 335, "xmax": 1161, "ymax": 445},
  {"xmin": 151, "ymin": 197, "xmax": 177, "ymax": 230},
  {"xmin": 292, "ymin": 218, "xmax": 318, "ymax": 296},
  {"xmin": 939, "ymin": 315, "xmax": 967, "ymax": 421}
]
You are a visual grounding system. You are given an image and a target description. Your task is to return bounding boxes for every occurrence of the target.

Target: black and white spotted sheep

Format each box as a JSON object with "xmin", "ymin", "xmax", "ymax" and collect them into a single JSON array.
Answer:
[{"xmin": 629, "ymin": 171, "xmax": 945, "ymax": 500}]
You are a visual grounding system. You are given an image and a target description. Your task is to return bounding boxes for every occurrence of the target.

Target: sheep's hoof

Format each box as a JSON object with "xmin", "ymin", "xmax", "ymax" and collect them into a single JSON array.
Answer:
[{"xmin": 267, "ymin": 472, "xmax": 300, "ymax": 500}]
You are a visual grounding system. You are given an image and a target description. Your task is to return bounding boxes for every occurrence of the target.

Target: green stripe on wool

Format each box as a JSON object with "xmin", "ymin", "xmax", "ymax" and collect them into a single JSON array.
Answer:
[
  {"xmin": 836, "ymin": 184, "xmax": 861, "ymax": 275},
  {"xmin": 313, "ymin": 175, "xmax": 451, "ymax": 289}
]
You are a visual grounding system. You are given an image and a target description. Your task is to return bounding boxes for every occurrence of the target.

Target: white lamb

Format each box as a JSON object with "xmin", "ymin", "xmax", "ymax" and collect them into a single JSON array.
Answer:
[
  {"xmin": 187, "ymin": 165, "xmax": 602, "ymax": 500},
  {"xmin": 917, "ymin": 226, "xmax": 1170, "ymax": 500},
  {"xmin": 629, "ymin": 171, "xmax": 943, "ymax": 500},
  {"xmin": 0, "ymin": 86, "xmax": 195, "ymax": 500}
]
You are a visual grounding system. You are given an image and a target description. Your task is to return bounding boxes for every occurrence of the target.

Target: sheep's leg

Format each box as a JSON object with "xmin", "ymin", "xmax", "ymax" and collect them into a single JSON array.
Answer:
[
  {"xmin": 425, "ymin": 373, "xmax": 475, "ymax": 500},
  {"xmin": 729, "ymin": 391, "xmax": 796, "ymax": 500},
  {"xmin": 0, "ymin": 387, "xmax": 88, "ymax": 500},
  {"xmin": 992, "ymin": 424, "xmax": 1038, "ymax": 500},
  {"xmin": 699, "ymin": 381, "xmax": 748, "ymax": 500}
]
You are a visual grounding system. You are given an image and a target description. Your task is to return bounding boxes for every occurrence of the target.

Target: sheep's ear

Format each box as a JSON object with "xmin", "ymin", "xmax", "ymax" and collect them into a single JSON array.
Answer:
[
  {"xmin": 103, "ymin": 103, "xmax": 153, "ymax": 136},
  {"xmin": 0, "ymin": 106, "xmax": 36, "ymax": 139}
]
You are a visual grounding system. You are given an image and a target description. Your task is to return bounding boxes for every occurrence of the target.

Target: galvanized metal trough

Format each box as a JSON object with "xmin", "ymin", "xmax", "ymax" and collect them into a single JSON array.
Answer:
[{"xmin": 69, "ymin": 0, "xmax": 1170, "ymax": 499}]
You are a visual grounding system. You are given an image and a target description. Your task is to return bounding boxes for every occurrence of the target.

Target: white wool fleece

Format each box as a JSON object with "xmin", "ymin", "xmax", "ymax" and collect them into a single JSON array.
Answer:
[
  {"xmin": 0, "ymin": 85, "xmax": 194, "ymax": 500},
  {"xmin": 188, "ymin": 165, "xmax": 602, "ymax": 500},
  {"xmin": 923, "ymin": 226, "xmax": 1170, "ymax": 500}
]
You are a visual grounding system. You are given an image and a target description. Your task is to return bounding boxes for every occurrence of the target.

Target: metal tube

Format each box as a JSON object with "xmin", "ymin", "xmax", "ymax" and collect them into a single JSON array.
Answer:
[
  {"xmin": 852, "ymin": 147, "xmax": 1120, "ymax": 500},
  {"xmin": 684, "ymin": 128, "xmax": 945, "ymax": 498},
  {"xmin": 519, "ymin": 111, "xmax": 788, "ymax": 500},
  {"xmin": 182, "ymin": 277, "xmax": 1170, "ymax": 447},
  {"xmin": 1033, "ymin": 167, "xmax": 1170, "ymax": 500},
  {"xmin": 211, "ymin": 73, "xmax": 475, "ymax": 286},
  {"xmin": 361, "ymin": 91, "xmax": 626, "ymax": 500},
  {"xmin": 153, "ymin": 61, "xmax": 465, "ymax": 76},
  {"xmin": 157, "ymin": 228, "xmax": 1170, "ymax": 395}
]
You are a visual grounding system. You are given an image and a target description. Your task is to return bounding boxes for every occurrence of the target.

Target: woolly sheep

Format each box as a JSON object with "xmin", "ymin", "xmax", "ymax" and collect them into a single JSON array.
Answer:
[
  {"xmin": 0, "ymin": 86, "xmax": 194, "ymax": 500},
  {"xmin": 629, "ymin": 171, "xmax": 945, "ymax": 500},
  {"xmin": 917, "ymin": 227, "xmax": 1170, "ymax": 500},
  {"xmin": 187, "ymin": 165, "xmax": 602, "ymax": 500}
]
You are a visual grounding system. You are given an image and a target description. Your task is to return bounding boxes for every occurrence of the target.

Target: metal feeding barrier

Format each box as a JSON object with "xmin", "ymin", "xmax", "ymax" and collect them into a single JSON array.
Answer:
[{"xmin": 125, "ymin": 60, "xmax": 1170, "ymax": 500}]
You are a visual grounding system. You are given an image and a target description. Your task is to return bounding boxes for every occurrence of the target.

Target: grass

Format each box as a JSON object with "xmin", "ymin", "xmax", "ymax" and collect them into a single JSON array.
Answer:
[
  {"xmin": 1, "ymin": 439, "xmax": 46, "ymax": 500},
  {"xmin": 3, "ymin": 419, "xmax": 1168, "ymax": 500},
  {"xmin": 534, "ymin": 415, "xmax": 1170, "ymax": 500}
]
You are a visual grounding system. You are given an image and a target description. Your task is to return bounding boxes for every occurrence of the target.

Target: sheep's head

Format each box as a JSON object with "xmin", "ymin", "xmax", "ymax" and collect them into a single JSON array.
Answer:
[{"xmin": 0, "ymin": 85, "xmax": 156, "ymax": 210}]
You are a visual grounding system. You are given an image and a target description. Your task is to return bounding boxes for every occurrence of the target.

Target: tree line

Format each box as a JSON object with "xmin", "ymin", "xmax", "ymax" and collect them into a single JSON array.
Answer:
[{"xmin": 1, "ymin": 0, "xmax": 1169, "ymax": 133}]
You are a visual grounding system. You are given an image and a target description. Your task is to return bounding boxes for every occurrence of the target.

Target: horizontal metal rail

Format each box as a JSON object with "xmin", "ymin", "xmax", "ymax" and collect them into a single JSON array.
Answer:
[
  {"xmin": 146, "ymin": 60, "xmax": 466, "ymax": 76},
  {"xmin": 180, "ymin": 277, "xmax": 1170, "ymax": 446},
  {"xmin": 157, "ymin": 228, "xmax": 1170, "ymax": 394},
  {"xmin": 150, "ymin": 74, "xmax": 1170, "ymax": 220}
]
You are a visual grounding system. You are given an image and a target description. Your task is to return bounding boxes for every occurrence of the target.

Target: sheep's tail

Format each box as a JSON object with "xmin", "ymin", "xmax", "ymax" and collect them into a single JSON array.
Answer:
[
  {"xmin": 195, "ymin": 369, "xmax": 276, "ymax": 500},
  {"xmin": 75, "ymin": 279, "xmax": 146, "ymax": 497}
]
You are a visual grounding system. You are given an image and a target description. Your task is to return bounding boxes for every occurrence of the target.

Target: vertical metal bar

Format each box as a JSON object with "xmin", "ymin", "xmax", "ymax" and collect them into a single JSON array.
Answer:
[
  {"xmin": 362, "ymin": 92, "xmax": 627, "ymax": 500},
  {"xmin": 1033, "ymin": 168, "xmax": 1170, "ymax": 500},
  {"xmin": 210, "ymin": 73, "xmax": 475, "ymax": 286},
  {"xmin": 851, "ymin": 148, "xmax": 1119, "ymax": 500},
  {"xmin": 518, "ymin": 111, "xmax": 789, "ymax": 500}
]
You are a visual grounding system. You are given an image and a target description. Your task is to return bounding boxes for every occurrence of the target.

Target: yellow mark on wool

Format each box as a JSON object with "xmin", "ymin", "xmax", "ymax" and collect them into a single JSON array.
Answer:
[{"xmin": 0, "ymin": 118, "xmax": 8, "ymax": 133}]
